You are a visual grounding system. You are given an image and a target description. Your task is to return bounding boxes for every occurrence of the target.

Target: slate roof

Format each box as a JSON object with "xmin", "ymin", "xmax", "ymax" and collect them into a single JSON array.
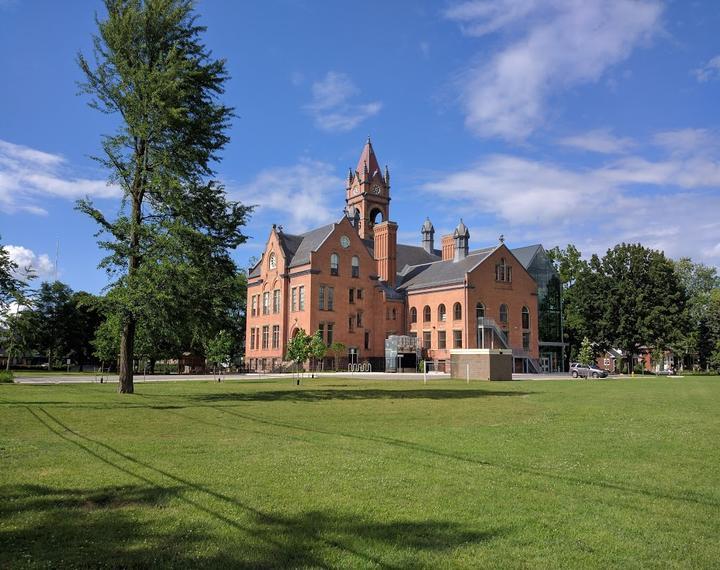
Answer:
[
  {"xmin": 248, "ymin": 223, "xmax": 335, "ymax": 277},
  {"xmin": 510, "ymin": 244, "xmax": 543, "ymax": 269},
  {"xmin": 396, "ymin": 247, "xmax": 495, "ymax": 291}
]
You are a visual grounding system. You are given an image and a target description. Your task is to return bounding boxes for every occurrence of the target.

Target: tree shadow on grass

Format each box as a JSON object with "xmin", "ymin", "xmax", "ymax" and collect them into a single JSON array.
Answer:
[
  {"xmin": 192, "ymin": 388, "xmax": 532, "ymax": 403},
  {"xmin": 13, "ymin": 408, "xmax": 506, "ymax": 568}
]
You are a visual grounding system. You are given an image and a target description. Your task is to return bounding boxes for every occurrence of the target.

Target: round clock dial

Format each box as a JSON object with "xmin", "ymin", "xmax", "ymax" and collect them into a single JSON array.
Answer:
[
  {"xmin": 353, "ymin": 187, "xmax": 360, "ymax": 195},
  {"xmin": 372, "ymin": 185, "xmax": 382, "ymax": 195},
  {"xmin": 340, "ymin": 235, "xmax": 350, "ymax": 249}
]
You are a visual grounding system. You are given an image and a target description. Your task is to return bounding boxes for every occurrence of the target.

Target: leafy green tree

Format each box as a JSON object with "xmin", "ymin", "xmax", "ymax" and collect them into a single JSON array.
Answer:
[
  {"xmin": 77, "ymin": 0, "xmax": 250, "ymax": 393},
  {"xmin": 328, "ymin": 341, "xmax": 346, "ymax": 371},
  {"xmin": 572, "ymin": 244, "xmax": 686, "ymax": 363},
  {"xmin": 1, "ymin": 310, "xmax": 34, "ymax": 371},
  {"xmin": 672, "ymin": 258, "xmax": 719, "ymax": 369},
  {"xmin": 205, "ymin": 329, "xmax": 233, "ymax": 379},
  {"xmin": 29, "ymin": 281, "xmax": 78, "ymax": 368},
  {"xmin": 308, "ymin": 331, "xmax": 327, "ymax": 373},
  {"xmin": 577, "ymin": 337, "xmax": 593, "ymax": 366},
  {"xmin": 547, "ymin": 244, "xmax": 585, "ymax": 288},
  {"xmin": 286, "ymin": 329, "xmax": 310, "ymax": 378}
]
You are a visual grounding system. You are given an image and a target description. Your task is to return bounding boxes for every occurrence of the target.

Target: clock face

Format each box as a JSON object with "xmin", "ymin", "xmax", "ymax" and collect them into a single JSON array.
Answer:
[
  {"xmin": 372, "ymin": 185, "xmax": 382, "ymax": 195},
  {"xmin": 340, "ymin": 235, "xmax": 351, "ymax": 249},
  {"xmin": 353, "ymin": 187, "xmax": 360, "ymax": 195}
]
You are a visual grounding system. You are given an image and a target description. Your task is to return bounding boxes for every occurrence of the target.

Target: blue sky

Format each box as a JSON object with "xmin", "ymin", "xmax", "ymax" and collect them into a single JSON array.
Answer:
[{"xmin": 1, "ymin": 0, "xmax": 719, "ymax": 294}]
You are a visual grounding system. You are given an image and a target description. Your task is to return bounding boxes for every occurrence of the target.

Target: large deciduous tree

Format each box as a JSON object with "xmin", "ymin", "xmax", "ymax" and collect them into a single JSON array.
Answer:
[{"xmin": 78, "ymin": 0, "xmax": 250, "ymax": 393}]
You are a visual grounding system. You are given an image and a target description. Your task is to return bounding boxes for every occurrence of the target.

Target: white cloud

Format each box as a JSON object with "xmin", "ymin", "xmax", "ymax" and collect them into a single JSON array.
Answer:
[
  {"xmin": 0, "ymin": 139, "xmax": 119, "ymax": 215},
  {"xmin": 652, "ymin": 128, "xmax": 719, "ymax": 156},
  {"xmin": 421, "ymin": 140, "xmax": 720, "ymax": 266},
  {"xmin": 305, "ymin": 72, "xmax": 382, "ymax": 133},
  {"xmin": 3, "ymin": 245, "xmax": 55, "ymax": 279},
  {"xmin": 229, "ymin": 159, "xmax": 345, "ymax": 232},
  {"xmin": 445, "ymin": 0, "xmax": 662, "ymax": 139},
  {"xmin": 558, "ymin": 129, "xmax": 634, "ymax": 154},
  {"xmin": 692, "ymin": 55, "xmax": 720, "ymax": 83}
]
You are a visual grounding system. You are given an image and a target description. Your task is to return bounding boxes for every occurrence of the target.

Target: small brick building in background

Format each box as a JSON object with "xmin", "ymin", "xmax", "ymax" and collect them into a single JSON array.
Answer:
[{"xmin": 245, "ymin": 139, "xmax": 564, "ymax": 373}]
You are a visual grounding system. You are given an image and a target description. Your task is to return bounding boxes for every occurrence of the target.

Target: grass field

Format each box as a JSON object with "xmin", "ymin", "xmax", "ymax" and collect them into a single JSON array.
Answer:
[{"xmin": 1, "ymin": 376, "xmax": 719, "ymax": 568}]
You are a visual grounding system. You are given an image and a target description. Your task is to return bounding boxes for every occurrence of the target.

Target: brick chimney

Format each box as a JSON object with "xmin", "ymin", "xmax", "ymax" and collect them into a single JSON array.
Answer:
[
  {"xmin": 441, "ymin": 234, "xmax": 455, "ymax": 261},
  {"xmin": 374, "ymin": 221, "xmax": 398, "ymax": 286}
]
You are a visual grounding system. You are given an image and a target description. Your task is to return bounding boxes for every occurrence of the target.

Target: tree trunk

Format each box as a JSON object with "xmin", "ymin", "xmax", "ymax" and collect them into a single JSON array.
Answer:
[
  {"xmin": 117, "ymin": 182, "xmax": 143, "ymax": 394},
  {"xmin": 118, "ymin": 317, "xmax": 136, "ymax": 393}
]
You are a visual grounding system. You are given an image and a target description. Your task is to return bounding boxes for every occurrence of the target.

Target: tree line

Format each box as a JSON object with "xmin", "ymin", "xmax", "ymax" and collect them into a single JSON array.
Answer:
[{"xmin": 548, "ymin": 243, "xmax": 720, "ymax": 372}]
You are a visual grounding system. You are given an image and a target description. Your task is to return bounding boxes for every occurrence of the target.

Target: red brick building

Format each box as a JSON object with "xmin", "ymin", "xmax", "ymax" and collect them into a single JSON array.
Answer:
[{"xmin": 245, "ymin": 139, "xmax": 544, "ymax": 372}]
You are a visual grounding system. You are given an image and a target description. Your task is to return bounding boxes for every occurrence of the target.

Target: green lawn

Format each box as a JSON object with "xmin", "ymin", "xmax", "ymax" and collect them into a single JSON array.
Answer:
[{"xmin": 1, "ymin": 377, "xmax": 718, "ymax": 568}]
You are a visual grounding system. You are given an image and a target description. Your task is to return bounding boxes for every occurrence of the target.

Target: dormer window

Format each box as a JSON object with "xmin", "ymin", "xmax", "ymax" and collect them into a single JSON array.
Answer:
[
  {"xmin": 268, "ymin": 252, "xmax": 277, "ymax": 270},
  {"xmin": 495, "ymin": 257, "xmax": 512, "ymax": 282}
]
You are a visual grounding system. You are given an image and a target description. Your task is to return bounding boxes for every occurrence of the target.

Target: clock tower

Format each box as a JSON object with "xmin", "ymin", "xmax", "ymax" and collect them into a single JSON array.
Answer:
[{"xmin": 345, "ymin": 137, "xmax": 390, "ymax": 239}]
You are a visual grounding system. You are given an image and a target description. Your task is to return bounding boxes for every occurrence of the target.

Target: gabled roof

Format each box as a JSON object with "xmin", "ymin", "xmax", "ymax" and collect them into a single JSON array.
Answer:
[
  {"xmin": 248, "ymin": 223, "xmax": 335, "ymax": 277},
  {"xmin": 396, "ymin": 247, "xmax": 494, "ymax": 291},
  {"xmin": 510, "ymin": 244, "xmax": 543, "ymax": 269}
]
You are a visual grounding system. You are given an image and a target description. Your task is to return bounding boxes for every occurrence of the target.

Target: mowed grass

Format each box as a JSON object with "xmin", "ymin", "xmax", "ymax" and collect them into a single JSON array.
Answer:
[{"xmin": 1, "ymin": 377, "xmax": 719, "ymax": 568}]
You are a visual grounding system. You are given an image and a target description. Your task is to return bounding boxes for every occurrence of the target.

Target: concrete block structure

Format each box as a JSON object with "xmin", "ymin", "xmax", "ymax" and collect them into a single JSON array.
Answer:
[
  {"xmin": 245, "ymin": 138, "xmax": 564, "ymax": 373},
  {"xmin": 450, "ymin": 349, "xmax": 514, "ymax": 381}
]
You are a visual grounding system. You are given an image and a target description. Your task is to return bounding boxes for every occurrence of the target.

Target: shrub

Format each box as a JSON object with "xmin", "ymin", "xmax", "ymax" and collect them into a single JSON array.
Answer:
[{"xmin": 0, "ymin": 370, "xmax": 14, "ymax": 383}]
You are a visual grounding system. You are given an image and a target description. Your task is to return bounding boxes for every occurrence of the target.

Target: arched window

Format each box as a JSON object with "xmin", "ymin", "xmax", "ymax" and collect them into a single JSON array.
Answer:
[
  {"xmin": 410, "ymin": 307, "xmax": 417, "ymax": 323},
  {"xmin": 423, "ymin": 305, "xmax": 431, "ymax": 322},
  {"xmin": 476, "ymin": 302, "xmax": 485, "ymax": 320},
  {"xmin": 453, "ymin": 302, "xmax": 462, "ymax": 320},
  {"xmin": 499, "ymin": 304, "xmax": 508, "ymax": 325},
  {"xmin": 330, "ymin": 253, "xmax": 339, "ymax": 276},
  {"xmin": 495, "ymin": 257, "xmax": 512, "ymax": 282},
  {"xmin": 522, "ymin": 306, "xmax": 530, "ymax": 329},
  {"xmin": 351, "ymin": 255, "xmax": 360, "ymax": 278},
  {"xmin": 438, "ymin": 304, "xmax": 446, "ymax": 322},
  {"xmin": 268, "ymin": 252, "xmax": 277, "ymax": 270}
]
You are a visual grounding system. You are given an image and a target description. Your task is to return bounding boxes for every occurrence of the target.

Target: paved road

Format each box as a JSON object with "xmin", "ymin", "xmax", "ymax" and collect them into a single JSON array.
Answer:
[{"xmin": 12, "ymin": 371, "xmax": 580, "ymax": 384}]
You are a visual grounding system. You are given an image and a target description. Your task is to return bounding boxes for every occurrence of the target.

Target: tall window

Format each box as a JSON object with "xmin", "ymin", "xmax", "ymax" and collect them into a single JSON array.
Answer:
[
  {"xmin": 453, "ymin": 330, "xmax": 463, "ymax": 348},
  {"xmin": 251, "ymin": 295, "xmax": 257, "ymax": 317},
  {"xmin": 391, "ymin": 308, "xmax": 396, "ymax": 320},
  {"xmin": 423, "ymin": 330, "xmax": 432, "ymax": 349},
  {"xmin": 298, "ymin": 286, "xmax": 305, "ymax": 310},
  {"xmin": 438, "ymin": 304, "xmax": 446, "ymax": 322},
  {"xmin": 262, "ymin": 292, "xmax": 270, "ymax": 315},
  {"xmin": 357, "ymin": 289, "xmax": 363, "ymax": 300},
  {"xmin": 327, "ymin": 287, "xmax": 334, "ymax": 310},
  {"xmin": 268, "ymin": 252, "xmax": 277, "ymax": 270},
  {"xmin": 351, "ymin": 255, "xmax": 360, "ymax": 278},
  {"xmin": 330, "ymin": 253, "xmax": 339, "ymax": 276},
  {"xmin": 262, "ymin": 325, "xmax": 269, "ymax": 349},
  {"xmin": 438, "ymin": 330, "xmax": 446, "ymax": 349},
  {"xmin": 349, "ymin": 289, "xmax": 354, "ymax": 304},
  {"xmin": 255, "ymin": 329, "xmax": 259, "ymax": 351},
  {"xmin": 499, "ymin": 304, "xmax": 508, "ymax": 325},
  {"xmin": 495, "ymin": 258, "xmax": 512, "ymax": 282},
  {"xmin": 250, "ymin": 327, "xmax": 256, "ymax": 350},
  {"xmin": 523, "ymin": 331, "xmax": 530, "ymax": 351},
  {"xmin": 273, "ymin": 289, "xmax": 280, "ymax": 314},
  {"xmin": 291, "ymin": 288, "xmax": 297, "ymax": 312},
  {"xmin": 364, "ymin": 331, "xmax": 370, "ymax": 350},
  {"xmin": 319, "ymin": 286, "xmax": 325, "ymax": 310},
  {"xmin": 410, "ymin": 307, "xmax": 417, "ymax": 323},
  {"xmin": 423, "ymin": 305, "xmax": 431, "ymax": 322},
  {"xmin": 522, "ymin": 306, "xmax": 530, "ymax": 329},
  {"xmin": 348, "ymin": 315, "xmax": 354, "ymax": 332},
  {"xmin": 326, "ymin": 323, "xmax": 334, "ymax": 346},
  {"xmin": 453, "ymin": 302, "xmax": 462, "ymax": 320},
  {"xmin": 476, "ymin": 302, "xmax": 485, "ymax": 320},
  {"xmin": 356, "ymin": 312, "xmax": 363, "ymax": 327},
  {"xmin": 318, "ymin": 323, "xmax": 324, "ymax": 343},
  {"xmin": 272, "ymin": 325, "xmax": 280, "ymax": 349}
]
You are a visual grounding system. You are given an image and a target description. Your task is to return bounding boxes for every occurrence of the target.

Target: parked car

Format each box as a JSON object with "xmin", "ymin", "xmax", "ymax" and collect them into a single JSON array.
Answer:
[{"xmin": 570, "ymin": 363, "xmax": 609, "ymax": 379}]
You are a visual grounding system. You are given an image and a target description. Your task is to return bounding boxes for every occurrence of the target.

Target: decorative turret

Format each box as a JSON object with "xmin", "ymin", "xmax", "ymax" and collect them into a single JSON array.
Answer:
[
  {"xmin": 453, "ymin": 219, "xmax": 470, "ymax": 261},
  {"xmin": 346, "ymin": 205, "xmax": 360, "ymax": 229},
  {"xmin": 347, "ymin": 167, "xmax": 353, "ymax": 186},
  {"xmin": 421, "ymin": 217, "xmax": 435, "ymax": 254},
  {"xmin": 384, "ymin": 164, "xmax": 390, "ymax": 186}
]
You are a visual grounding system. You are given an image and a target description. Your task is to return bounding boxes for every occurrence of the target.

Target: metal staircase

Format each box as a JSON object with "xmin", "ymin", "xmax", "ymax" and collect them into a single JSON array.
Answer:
[{"xmin": 477, "ymin": 318, "xmax": 542, "ymax": 373}]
